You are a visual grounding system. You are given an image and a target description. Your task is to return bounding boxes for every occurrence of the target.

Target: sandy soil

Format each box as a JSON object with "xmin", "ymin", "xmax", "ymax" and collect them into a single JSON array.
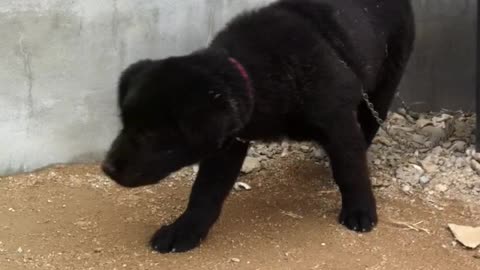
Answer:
[{"xmin": 0, "ymin": 158, "xmax": 479, "ymax": 270}]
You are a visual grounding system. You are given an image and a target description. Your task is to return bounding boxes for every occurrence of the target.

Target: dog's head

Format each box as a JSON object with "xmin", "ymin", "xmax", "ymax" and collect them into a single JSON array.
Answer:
[{"xmin": 102, "ymin": 53, "xmax": 250, "ymax": 187}]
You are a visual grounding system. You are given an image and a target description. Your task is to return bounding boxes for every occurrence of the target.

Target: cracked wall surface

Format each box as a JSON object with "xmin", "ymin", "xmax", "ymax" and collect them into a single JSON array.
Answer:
[
  {"xmin": 0, "ymin": 0, "xmax": 477, "ymax": 175},
  {"xmin": 0, "ymin": 0, "xmax": 274, "ymax": 175}
]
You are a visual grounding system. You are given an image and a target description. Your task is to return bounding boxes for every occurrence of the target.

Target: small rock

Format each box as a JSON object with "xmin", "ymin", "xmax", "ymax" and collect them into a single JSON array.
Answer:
[
  {"xmin": 407, "ymin": 157, "xmax": 417, "ymax": 164},
  {"xmin": 280, "ymin": 142, "xmax": 290, "ymax": 157},
  {"xmin": 241, "ymin": 157, "xmax": 261, "ymax": 174},
  {"xmin": 435, "ymin": 184, "xmax": 448, "ymax": 193},
  {"xmin": 449, "ymin": 141, "xmax": 467, "ymax": 153},
  {"xmin": 471, "ymin": 159, "xmax": 480, "ymax": 175},
  {"xmin": 454, "ymin": 158, "xmax": 467, "ymax": 169},
  {"xmin": 372, "ymin": 177, "xmax": 391, "ymax": 188},
  {"xmin": 17, "ymin": 247, "xmax": 23, "ymax": 253},
  {"xmin": 442, "ymin": 141, "xmax": 452, "ymax": 148},
  {"xmin": 454, "ymin": 120, "xmax": 472, "ymax": 138},
  {"xmin": 233, "ymin": 182, "xmax": 252, "ymax": 191},
  {"xmin": 230, "ymin": 258, "xmax": 240, "ymax": 263},
  {"xmin": 420, "ymin": 126, "xmax": 446, "ymax": 145},
  {"xmin": 391, "ymin": 112, "xmax": 406, "ymax": 121},
  {"xmin": 420, "ymin": 156, "xmax": 438, "ymax": 173},
  {"xmin": 375, "ymin": 136, "xmax": 393, "ymax": 146},
  {"xmin": 312, "ymin": 148, "xmax": 326, "ymax": 159},
  {"xmin": 300, "ymin": 145, "xmax": 311, "ymax": 153},
  {"xmin": 412, "ymin": 164, "xmax": 425, "ymax": 174},
  {"xmin": 416, "ymin": 118, "xmax": 432, "ymax": 128},
  {"xmin": 402, "ymin": 184, "xmax": 412, "ymax": 193},
  {"xmin": 419, "ymin": 176, "xmax": 430, "ymax": 185},
  {"xmin": 396, "ymin": 165, "xmax": 424, "ymax": 184},
  {"xmin": 412, "ymin": 134, "xmax": 427, "ymax": 145}
]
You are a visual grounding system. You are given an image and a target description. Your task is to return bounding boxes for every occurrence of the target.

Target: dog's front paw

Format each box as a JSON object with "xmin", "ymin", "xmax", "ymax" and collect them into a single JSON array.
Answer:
[
  {"xmin": 150, "ymin": 216, "xmax": 206, "ymax": 253},
  {"xmin": 339, "ymin": 198, "xmax": 377, "ymax": 232}
]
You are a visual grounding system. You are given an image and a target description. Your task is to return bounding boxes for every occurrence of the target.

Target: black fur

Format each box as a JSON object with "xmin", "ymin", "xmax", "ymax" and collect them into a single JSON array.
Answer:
[{"xmin": 102, "ymin": 0, "xmax": 415, "ymax": 253}]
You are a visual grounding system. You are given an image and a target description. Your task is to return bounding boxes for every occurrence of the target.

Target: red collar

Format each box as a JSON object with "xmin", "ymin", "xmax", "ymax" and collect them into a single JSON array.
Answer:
[{"xmin": 228, "ymin": 57, "xmax": 254, "ymax": 100}]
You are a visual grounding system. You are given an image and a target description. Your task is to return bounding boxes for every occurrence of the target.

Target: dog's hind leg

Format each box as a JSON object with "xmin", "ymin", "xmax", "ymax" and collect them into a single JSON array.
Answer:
[
  {"xmin": 357, "ymin": 33, "xmax": 414, "ymax": 147},
  {"xmin": 150, "ymin": 140, "xmax": 249, "ymax": 253},
  {"xmin": 310, "ymin": 111, "xmax": 377, "ymax": 232},
  {"xmin": 356, "ymin": 81, "xmax": 397, "ymax": 147}
]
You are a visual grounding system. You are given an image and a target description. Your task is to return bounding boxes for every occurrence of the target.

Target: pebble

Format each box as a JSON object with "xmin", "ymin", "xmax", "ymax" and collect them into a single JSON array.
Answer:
[
  {"xmin": 419, "ymin": 176, "xmax": 430, "ymax": 185},
  {"xmin": 313, "ymin": 148, "xmax": 326, "ymax": 159},
  {"xmin": 300, "ymin": 145, "xmax": 311, "ymax": 153},
  {"xmin": 230, "ymin": 258, "xmax": 240, "ymax": 263},
  {"xmin": 441, "ymin": 141, "xmax": 452, "ymax": 149},
  {"xmin": 450, "ymin": 141, "xmax": 467, "ymax": 152},
  {"xmin": 470, "ymin": 159, "xmax": 480, "ymax": 175},
  {"xmin": 416, "ymin": 118, "xmax": 432, "ymax": 128},
  {"xmin": 234, "ymin": 182, "xmax": 252, "ymax": 191},
  {"xmin": 420, "ymin": 126, "xmax": 446, "ymax": 145},
  {"xmin": 412, "ymin": 164, "xmax": 424, "ymax": 173},
  {"xmin": 420, "ymin": 156, "xmax": 438, "ymax": 173},
  {"xmin": 454, "ymin": 158, "xmax": 467, "ymax": 169},
  {"xmin": 435, "ymin": 184, "xmax": 448, "ymax": 193},
  {"xmin": 412, "ymin": 134, "xmax": 427, "ymax": 145},
  {"xmin": 402, "ymin": 184, "xmax": 412, "ymax": 193},
  {"xmin": 241, "ymin": 157, "xmax": 261, "ymax": 174}
]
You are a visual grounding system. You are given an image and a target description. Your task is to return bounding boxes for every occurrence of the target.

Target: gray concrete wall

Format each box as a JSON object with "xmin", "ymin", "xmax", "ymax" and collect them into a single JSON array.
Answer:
[
  {"xmin": 0, "ymin": 0, "xmax": 275, "ymax": 175},
  {"xmin": 0, "ymin": 0, "xmax": 477, "ymax": 175},
  {"xmin": 401, "ymin": 0, "xmax": 477, "ymax": 111}
]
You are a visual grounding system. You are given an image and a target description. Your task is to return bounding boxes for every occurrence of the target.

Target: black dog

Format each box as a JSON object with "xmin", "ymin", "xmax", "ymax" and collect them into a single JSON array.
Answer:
[{"xmin": 102, "ymin": 0, "xmax": 415, "ymax": 253}]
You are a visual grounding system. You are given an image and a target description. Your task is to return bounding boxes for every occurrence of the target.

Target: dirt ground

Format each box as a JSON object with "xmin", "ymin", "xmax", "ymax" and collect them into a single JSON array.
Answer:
[{"xmin": 0, "ymin": 158, "xmax": 479, "ymax": 270}]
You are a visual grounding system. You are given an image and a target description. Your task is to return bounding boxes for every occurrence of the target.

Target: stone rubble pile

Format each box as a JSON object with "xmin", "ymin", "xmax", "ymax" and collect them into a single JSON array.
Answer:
[{"xmin": 242, "ymin": 110, "xmax": 480, "ymax": 201}]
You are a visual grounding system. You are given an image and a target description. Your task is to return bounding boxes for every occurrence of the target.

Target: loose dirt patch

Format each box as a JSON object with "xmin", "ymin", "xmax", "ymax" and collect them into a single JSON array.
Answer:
[{"xmin": 0, "ymin": 158, "xmax": 479, "ymax": 270}]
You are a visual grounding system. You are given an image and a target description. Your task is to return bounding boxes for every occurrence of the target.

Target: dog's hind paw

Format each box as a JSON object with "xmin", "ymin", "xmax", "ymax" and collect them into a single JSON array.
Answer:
[{"xmin": 339, "ymin": 202, "xmax": 378, "ymax": 232}]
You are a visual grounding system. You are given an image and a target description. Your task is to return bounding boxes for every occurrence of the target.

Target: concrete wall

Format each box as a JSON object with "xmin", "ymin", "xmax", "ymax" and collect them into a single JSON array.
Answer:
[
  {"xmin": 0, "ymin": 0, "xmax": 477, "ymax": 175},
  {"xmin": 0, "ymin": 0, "xmax": 275, "ymax": 175},
  {"xmin": 401, "ymin": 0, "xmax": 477, "ymax": 112}
]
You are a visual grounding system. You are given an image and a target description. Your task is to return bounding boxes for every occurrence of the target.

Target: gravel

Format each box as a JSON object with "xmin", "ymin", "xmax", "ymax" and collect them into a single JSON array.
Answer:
[{"xmin": 241, "ymin": 110, "xmax": 479, "ymax": 203}]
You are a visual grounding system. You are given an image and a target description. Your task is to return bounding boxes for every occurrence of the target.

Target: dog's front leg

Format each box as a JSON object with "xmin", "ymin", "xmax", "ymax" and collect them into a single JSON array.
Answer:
[{"xmin": 151, "ymin": 140, "xmax": 249, "ymax": 253}]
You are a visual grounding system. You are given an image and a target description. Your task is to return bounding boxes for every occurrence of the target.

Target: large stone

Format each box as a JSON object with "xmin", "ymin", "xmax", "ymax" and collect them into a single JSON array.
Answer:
[{"xmin": 241, "ymin": 157, "xmax": 262, "ymax": 174}]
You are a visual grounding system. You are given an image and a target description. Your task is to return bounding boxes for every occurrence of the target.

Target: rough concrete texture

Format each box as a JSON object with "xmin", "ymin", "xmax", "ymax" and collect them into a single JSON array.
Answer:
[
  {"xmin": 403, "ymin": 0, "xmax": 477, "ymax": 112},
  {"xmin": 0, "ymin": 0, "xmax": 477, "ymax": 175},
  {"xmin": 0, "ymin": 0, "xmax": 275, "ymax": 175}
]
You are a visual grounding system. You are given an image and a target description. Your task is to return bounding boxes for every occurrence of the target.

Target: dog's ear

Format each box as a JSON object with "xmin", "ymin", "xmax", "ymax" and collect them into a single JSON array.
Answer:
[{"xmin": 118, "ymin": 60, "xmax": 153, "ymax": 107}]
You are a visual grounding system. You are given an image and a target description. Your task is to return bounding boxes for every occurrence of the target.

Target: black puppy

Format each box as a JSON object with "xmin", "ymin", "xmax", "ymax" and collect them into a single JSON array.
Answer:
[{"xmin": 102, "ymin": 0, "xmax": 415, "ymax": 253}]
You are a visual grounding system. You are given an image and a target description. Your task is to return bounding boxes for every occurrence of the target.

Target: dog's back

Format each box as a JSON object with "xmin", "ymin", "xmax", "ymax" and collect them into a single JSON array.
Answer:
[
  {"xmin": 211, "ymin": 0, "xmax": 414, "ymax": 139},
  {"xmin": 213, "ymin": 0, "xmax": 414, "ymax": 90}
]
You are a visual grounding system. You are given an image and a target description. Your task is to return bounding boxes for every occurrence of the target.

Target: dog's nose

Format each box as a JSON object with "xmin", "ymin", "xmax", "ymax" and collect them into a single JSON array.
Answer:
[{"xmin": 101, "ymin": 161, "xmax": 117, "ymax": 178}]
